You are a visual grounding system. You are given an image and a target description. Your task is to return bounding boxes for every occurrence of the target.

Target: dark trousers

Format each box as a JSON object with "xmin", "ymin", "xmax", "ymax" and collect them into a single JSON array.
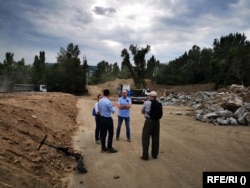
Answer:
[
  {"xmin": 95, "ymin": 115, "xmax": 101, "ymax": 141},
  {"xmin": 100, "ymin": 117, "xmax": 114, "ymax": 149},
  {"xmin": 142, "ymin": 118, "xmax": 160, "ymax": 159}
]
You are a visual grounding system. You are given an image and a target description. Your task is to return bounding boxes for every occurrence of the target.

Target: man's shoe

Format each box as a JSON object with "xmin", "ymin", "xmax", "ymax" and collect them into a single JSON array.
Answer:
[
  {"xmin": 107, "ymin": 148, "xmax": 118, "ymax": 153},
  {"xmin": 101, "ymin": 147, "xmax": 108, "ymax": 153},
  {"xmin": 140, "ymin": 156, "xmax": 149, "ymax": 160},
  {"xmin": 96, "ymin": 140, "xmax": 101, "ymax": 145},
  {"xmin": 152, "ymin": 156, "xmax": 157, "ymax": 159},
  {"xmin": 127, "ymin": 139, "xmax": 131, "ymax": 142},
  {"xmin": 116, "ymin": 137, "xmax": 119, "ymax": 141}
]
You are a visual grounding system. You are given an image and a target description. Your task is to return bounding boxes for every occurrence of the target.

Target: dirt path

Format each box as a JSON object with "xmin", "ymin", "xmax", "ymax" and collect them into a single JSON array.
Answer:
[{"xmin": 68, "ymin": 97, "xmax": 250, "ymax": 188}]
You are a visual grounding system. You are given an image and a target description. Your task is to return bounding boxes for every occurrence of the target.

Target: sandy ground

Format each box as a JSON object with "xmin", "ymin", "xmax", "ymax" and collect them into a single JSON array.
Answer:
[
  {"xmin": 0, "ymin": 92, "xmax": 80, "ymax": 188},
  {"xmin": 0, "ymin": 80, "xmax": 249, "ymax": 188},
  {"xmin": 67, "ymin": 96, "xmax": 250, "ymax": 188}
]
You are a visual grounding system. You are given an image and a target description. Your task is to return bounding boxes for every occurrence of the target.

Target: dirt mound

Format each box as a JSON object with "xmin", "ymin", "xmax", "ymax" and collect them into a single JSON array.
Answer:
[
  {"xmin": 0, "ymin": 92, "xmax": 79, "ymax": 188},
  {"xmin": 87, "ymin": 78, "xmax": 214, "ymax": 97}
]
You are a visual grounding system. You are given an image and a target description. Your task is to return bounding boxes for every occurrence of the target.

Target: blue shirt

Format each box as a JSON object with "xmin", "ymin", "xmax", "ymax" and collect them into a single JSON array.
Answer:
[
  {"xmin": 98, "ymin": 97, "xmax": 116, "ymax": 117},
  {"xmin": 118, "ymin": 97, "xmax": 131, "ymax": 117}
]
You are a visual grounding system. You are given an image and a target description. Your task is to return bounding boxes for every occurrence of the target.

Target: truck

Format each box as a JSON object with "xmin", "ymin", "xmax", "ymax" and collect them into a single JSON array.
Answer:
[
  {"xmin": 118, "ymin": 84, "xmax": 131, "ymax": 97},
  {"xmin": 118, "ymin": 84, "xmax": 150, "ymax": 104},
  {"xmin": 129, "ymin": 88, "xmax": 150, "ymax": 104},
  {"xmin": 12, "ymin": 84, "xmax": 47, "ymax": 92}
]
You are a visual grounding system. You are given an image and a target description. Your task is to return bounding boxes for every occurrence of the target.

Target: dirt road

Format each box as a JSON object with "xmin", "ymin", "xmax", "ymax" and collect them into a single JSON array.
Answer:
[{"xmin": 68, "ymin": 97, "xmax": 250, "ymax": 188}]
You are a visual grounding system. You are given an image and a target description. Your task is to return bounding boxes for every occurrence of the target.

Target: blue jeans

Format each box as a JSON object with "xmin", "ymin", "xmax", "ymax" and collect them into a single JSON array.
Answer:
[{"xmin": 116, "ymin": 116, "xmax": 130, "ymax": 140}]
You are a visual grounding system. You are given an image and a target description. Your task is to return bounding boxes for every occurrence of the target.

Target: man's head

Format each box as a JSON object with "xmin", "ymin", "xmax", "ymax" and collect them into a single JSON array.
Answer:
[
  {"xmin": 122, "ymin": 89, "xmax": 127, "ymax": 98},
  {"xmin": 103, "ymin": 89, "xmax": 110, "ymax": 97},
  {"xmin": 148, "ymin": 91, "xmax": 157, "ymax": 99}
]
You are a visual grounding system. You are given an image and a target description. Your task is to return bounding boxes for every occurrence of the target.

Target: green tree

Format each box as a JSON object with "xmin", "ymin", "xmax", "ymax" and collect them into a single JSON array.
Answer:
[
  {"xmin": 121, "ymin": 44, "xmax": 151, "ymax": 88},
  {"xmin": 145, "ymin": 55, "xmax": 160, "ymax": 80},
  {"xmin": 212, "ymin": 33, "xmax": 250, "ymax": 87},
  {"xmin": 82, "ymin": 56, "xmax": 89, "ymax": 89},
  {"xmin": 0, "ymin": 53, "xmax": 31, "ymax": 91},
  {"xmin": 199, "ymin": 48, "xmax": 213, "ymax": 83},
  {"xmin": 119, "ymin": 66, "xmax": 132, "ymax": 79},
  {"xmin": 112, "ymin": 62, "xmax": 120, "ymax": 75},
  {"xmin": 92, "ymin": 60, "xmax": 108, "ymax": 83},
  {"xmin": 91, "ymin": 61, "xmax": 120, "ymax": 83},
  {"xmin": 185, "ymin": 45, "xmax": 201, "ymax": 84},
  {"xmin": 1, "ymin": 52, "xmax": 16, "ymax": 91},
  {"xmin": 32, "ymin": 51, "xmax": 46, "ymax": 84},
  {"xmin": 3, "ymin": 52, "xmax": 15, "ymax": 72},
  {"xmin": 56, "ymin": 43, "xmax": 87, "ymax": 95}
]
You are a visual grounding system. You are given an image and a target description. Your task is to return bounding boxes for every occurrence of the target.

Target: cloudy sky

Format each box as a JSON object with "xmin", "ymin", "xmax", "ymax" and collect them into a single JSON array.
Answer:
[{"xmin": 0, "ymin": 0, "xmax": 249, "ymax": 66}]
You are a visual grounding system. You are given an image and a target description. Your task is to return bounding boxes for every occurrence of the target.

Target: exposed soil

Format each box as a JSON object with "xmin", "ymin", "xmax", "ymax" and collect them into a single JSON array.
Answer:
[
  {"xmin": 0, "ymin": 92, "xmax": 79, "ymax": 188},
  {"xmin": 0, "ymin": 79, "xmax": 249, "ymax": 188}
]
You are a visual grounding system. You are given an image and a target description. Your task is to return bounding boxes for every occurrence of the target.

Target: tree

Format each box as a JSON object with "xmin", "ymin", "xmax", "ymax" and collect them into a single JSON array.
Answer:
[
  {"xmin": 145, "ymin": 55, "xmax": 160, "ymax": 80},
  {"xmin": 212, "ymin": 33, "xmax": 250, "ymax": 87},
  {"xmin": 112, "ymin": 62, "xmax": 120, "ymax": 75},
  {"xmin": 82, "ymin": 56, "xmax": 89, "ymax": 88},
  {"xmin": 119, "ymin": 66, "xmax": 131, "ymax": 79},
  {"xmin": 32, "ymin": 51, "xmax": 46, "ymax": 84},
  {"xmin": 185, "ymin": 45, "xmax": 201, "ymax": 84},
  {"xmin": 0, "ymin": 52, "xmax": 16, "ymax": 91},
  {"xmin": 121, "ymin": 44, "xmax": 151, "ymax": 88},
  {"xmin": 154, "ymin": 32, "xmax": 250, "ymax": 87},
  {"xmin": 199, "ymin": 48, "xmax": 213, "ymax": 83},
  {"xmin": 91, "ymin": 60, "xmax": 120, "ymax": 83},
  {"xmin": 0, "ymin": 52, "xmax": 31, "ymax": 91},
  {"xmin": 3, "ymin": 52, "xmax": 15, "ymax": 71},
  {"xmin": 56, "ymin": 43, "xmax": 87, "ymax": 95}
]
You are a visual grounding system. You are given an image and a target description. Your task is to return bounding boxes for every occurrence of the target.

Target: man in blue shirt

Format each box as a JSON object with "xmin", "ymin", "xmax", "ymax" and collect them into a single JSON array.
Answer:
[
  {"xmin": 116, "ymin": 89, "xmax": 132, "ymax": 142},
  {"xmin": 98, "ymin": 89, "xmax": 118, "ymax": 153}
]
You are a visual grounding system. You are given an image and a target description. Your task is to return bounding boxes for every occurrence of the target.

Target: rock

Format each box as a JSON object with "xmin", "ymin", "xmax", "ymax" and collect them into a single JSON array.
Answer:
[
  {"xmin": 217, "ymin": 110, "xmax": 233, "ymax": 117},
  {"xmin": 32, "ymin": 115, "xmax": 37, "ymax": 119},
  {"xmin": 244, "ymin": 103, "xmax": 250, "ymax": 111},
  {"xmin": 175, "ymin": 111, "xmax": 183, "ymax": 115},
  {"xmin": 234, "ymin": 107, "xmax": 247, "ymax": 119},
  {"xmin": 216, "ymin": 118, "xmax": 230, "ymax": 125},
  {"xmin": 203, "ymin": 112, "xmax": 218, "ymax": 120},
  {"xmin": 229, "ymin": 117, "xmax": 238, "ymax": 125},
  {"xmin": 238, "ymin": 112, "xmax": 250, "ymax": 125},
  {"xmin": 160, "ymin": 84, "xmax": 249, "ymax": 125},
  {"xmin": 196, "ymin": 114, "xmax": 203, "ymax": 121}
]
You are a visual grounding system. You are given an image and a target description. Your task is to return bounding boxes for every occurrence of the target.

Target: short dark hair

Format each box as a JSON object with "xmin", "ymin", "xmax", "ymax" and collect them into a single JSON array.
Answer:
[{"xmin": 103, "ymin": 89, "xmax": 110, "ymax": 96}]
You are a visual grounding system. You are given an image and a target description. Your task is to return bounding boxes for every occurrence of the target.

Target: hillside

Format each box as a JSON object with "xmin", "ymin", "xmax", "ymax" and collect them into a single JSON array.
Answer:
[{"xmin": 0, "ymin": 92, "xmax": 79, "ymax": 187}]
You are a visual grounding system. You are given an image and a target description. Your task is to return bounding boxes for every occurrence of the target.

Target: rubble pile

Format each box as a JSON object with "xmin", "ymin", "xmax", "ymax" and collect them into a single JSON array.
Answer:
[{"xmin": 159, "ymin": 84, "xmax": 250, "ymax": 126}]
